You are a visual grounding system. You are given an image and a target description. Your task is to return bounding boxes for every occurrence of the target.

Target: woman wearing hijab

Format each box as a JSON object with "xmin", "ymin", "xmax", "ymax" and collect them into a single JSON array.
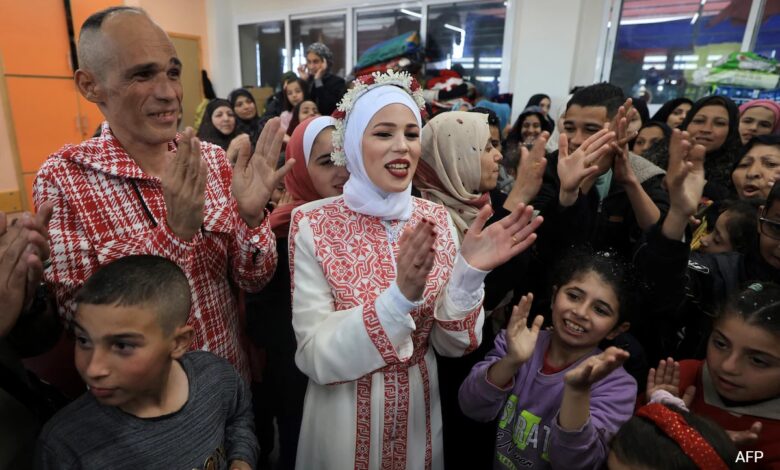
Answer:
[
  {"xmin": 415, "ymin": 111, "xmax": 532, "ymax": 468},
  {"xmin": 296, "ymin": 42, "xmax": 346, "ymax": 116},
  {"xmin": 246, "ymin": 116, "xmax": 347, "ymax": 470},
  {"xmin": 525, "ymin": 93, "xmax": 555, "ymax": 132},
  {"xmin": 738, "ymin": 99, "xmax": 780, "ymax": 145},
  {"xmin": 196, "ymin": 99, "xmax": 242, "ymax": 167},
  {"xmin": 229, "ymin": 88, "xmax": 263, "ymax": 146},
  {"xmin": 289, "ymin": 72, "xmax": 542, "ymax": 469},
  {"xmin": 650, "ymin": 97, "xmax": 693, "ymax": 128},
  {"xmin": 646, "ymin": 96, "xmax": 741, "ymax": 201},
  {"xmin": 631, "ymin": 121, "xmax": 671, "ymax": 157}
]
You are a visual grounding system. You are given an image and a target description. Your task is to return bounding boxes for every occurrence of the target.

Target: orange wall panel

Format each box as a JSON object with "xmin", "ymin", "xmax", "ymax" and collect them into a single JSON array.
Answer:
[
  {"xmin": 71, "ymin": 0, "xmax": 122, "ymax": 41},
  {"xmin": 0, "ymin": 1, "xmax": 72, "ymax": 77},
  {"xmin": 5, "ymin": 77, "xmax": 82, "ymax": 173}
]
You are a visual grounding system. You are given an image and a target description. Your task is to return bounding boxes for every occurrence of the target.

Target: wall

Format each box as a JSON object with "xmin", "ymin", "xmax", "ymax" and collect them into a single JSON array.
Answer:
[
  {"xmin": 0, "ymin": 69, "xmax": 21, "ymax": 200},
  {"xmin": 209, "ymin": 0, "xmax": 612, "ymax": 120},
  {"xmin": 126, "ymin": 0, "xmax": 210, "ymax": 74}
]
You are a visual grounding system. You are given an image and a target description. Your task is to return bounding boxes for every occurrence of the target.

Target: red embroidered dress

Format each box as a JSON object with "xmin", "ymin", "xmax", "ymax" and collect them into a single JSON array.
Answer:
[
  {"xmin": 34, "ymin": 123, "xmax": 277, "ymax": 378},
  {"xmin": 290, "ymin": 196, "xmax": 483, "ymax": 470}
]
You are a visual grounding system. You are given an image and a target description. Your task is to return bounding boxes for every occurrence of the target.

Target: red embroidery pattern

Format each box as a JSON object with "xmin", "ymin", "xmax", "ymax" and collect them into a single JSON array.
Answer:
[
  {"xmin": 381, "ymin": 371, "xmax": 398, "ymax": 470},
  {"xmin": 393, "ymin": 368, "xmax": 411, "ymax": 470},
  {"xmin": 436, "ymin": 308, "xmax": 482, "ymax": 353},
  {"xmin": 418, "ymin": 358, "xmax": 433, "ymax": 470},
  {"xmin": 34, "ymin": 123, "xmax": 277, "ymax": 379},
  {"xmin": 355, "ymin": 376, "xmax": 373, "ymax": 470},
  {"xmin": 299, "ymin": 197, "xmax": 462, "ymax": 470}
]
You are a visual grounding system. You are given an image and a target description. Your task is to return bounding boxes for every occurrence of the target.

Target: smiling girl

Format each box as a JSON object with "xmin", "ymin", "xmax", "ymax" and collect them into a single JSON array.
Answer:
[
  {"xmin": 459, "ymin": 250, "xmax": 638, "ymax": 469},
  {"xmin": 649, "ymin": 282, "xmax": 780, "ymax": 469}
]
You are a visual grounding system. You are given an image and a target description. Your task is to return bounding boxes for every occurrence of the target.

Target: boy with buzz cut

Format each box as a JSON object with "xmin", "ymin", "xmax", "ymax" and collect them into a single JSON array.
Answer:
[{"xmin": 35, "ymin": 255, "xmax": 257, "ymax": 470}]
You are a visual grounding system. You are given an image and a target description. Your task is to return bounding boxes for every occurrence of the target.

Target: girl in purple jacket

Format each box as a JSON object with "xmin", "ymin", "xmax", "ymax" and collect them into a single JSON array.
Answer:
[{"xmin": 459, "ymin": 250, "xmax": 639, "ymax": 469}]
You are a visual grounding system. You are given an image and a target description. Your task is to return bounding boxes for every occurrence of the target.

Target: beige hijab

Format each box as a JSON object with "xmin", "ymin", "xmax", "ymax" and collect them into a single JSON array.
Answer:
[{"xmin": 415, "ymin": 111, "xmax": 492, "ymax": 240}]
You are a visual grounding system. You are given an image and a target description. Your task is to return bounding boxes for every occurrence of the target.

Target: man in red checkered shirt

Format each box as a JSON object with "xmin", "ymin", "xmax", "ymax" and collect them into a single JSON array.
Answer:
[{"xmin": 33, "ymin": 7, "xmax": 293, "ymax": 378}]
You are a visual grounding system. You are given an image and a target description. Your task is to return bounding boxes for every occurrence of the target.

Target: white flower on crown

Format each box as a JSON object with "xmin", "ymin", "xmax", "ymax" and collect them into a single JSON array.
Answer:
[{"xmin": 330, "ymin": 69, "xmax": 426, "ymax": 166}]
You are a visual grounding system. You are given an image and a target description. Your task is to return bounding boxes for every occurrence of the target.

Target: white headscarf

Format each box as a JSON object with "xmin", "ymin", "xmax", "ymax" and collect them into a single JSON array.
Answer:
[
  {"xmin": 342, "ymin": 86, "xmax": 423, "ymax": 221},
  {"xmin": 303, "ymin": 116, "xmax": 337, "ymax": 164}
]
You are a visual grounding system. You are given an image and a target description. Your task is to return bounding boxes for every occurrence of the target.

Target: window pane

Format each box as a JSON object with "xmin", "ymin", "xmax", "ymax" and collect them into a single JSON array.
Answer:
[
  {"xmin": 238, "ymin": 21, "xmax": 286, "ymax": 88},
  {"xmin": 291, "ymin": 15, "xmax": 347, "ymax": 78},
  {"xmin": 425, "ymin": 1, "xmax": 506, "ymax": 97},
  {"xmin": 355, "ymin": 8, "xmax": 422, "ymax": 65},
  {"xmin": 610, "ymin": 0, "xmax": 748, "ymax": 104},
  {"xmin": 754, "ymin": 4, "xmax": 780, "ymax": 60}
]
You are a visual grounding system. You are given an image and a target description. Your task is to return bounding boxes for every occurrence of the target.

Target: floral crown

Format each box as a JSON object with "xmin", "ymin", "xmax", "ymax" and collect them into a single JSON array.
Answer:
[{"xmin": 330, "ymin": 70, "xmax": 426, "ymax": 166}]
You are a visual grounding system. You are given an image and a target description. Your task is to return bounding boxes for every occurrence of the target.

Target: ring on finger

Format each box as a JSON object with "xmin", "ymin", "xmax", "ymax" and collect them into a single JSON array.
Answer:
[{"xmin": 511, "ymin": 235, "xmax": 518, "ymax": 244}]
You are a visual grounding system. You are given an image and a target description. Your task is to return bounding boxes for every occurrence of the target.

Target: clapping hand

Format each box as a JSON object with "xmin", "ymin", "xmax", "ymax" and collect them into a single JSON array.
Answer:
[
  {"xmin": 0, "ymin": 202, "xmax": 53, "ymax": 337},
  {"xmin": 460, "ymin": 203, "xmax": 543, "ymax": 272},
  {"xmin": 611, "ymin": 111, "xmax": 640, "ymax": 188},
  {"xmin": 232, "ymin": 118, "xmax": 296, "ymax": 227},
  {"xmin": 646, "ymin": 358, "xmax": 696, "ymax": 407},
  {"xmin": 662, "ymin": 130, "xmax": 706, "ymax": 240},
  {"xmin": 511, "ymin": 132, "xmax": 549, "ymax": 205},
  {"xmin": 504, "ymin": 294, "xmax": 545, "ymax": 366},
  {"xmin": 727, "ymin": 422, "xmax": 763, "ymax": 446},
  {"xmin": 557, "ymin": 129, "xmax": 615, "ymax": 206},
  {"xmin": 162, "ymin": 128, "xmax": 207, "ymax": 241},
  {"xmin": 396, "ymin": 219, "xmax": 437, "ymax": 301},
  {"xmin": 564, "ymin": 346, "xmax": 630, "ymax": 391}
]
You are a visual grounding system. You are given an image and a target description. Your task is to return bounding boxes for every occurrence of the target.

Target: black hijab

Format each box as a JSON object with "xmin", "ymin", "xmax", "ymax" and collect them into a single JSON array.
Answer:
[
  {"xmin": 197, "ymin": 99, "xmax": 239, "ymax": 151},
  {"xmin": 228, "ymin": 88, "xmax": 262, "ymax": 145},
  {"xmin": 506, "ymin": 106, "xmax": 554, "ymax": 144},
  {"xmin": 681, "ymin": 95, "xmax": 741, "ymax": 199},
  {"xmin": 651, "ymin": 97, "xmax": 694, "ymax": 127},
  {"xmin": 524, "ymin": 94, "xmax": 555, "ymax": 132},
  {"xmin": 632, "ymin": 98, "xmax": 650, "ymax": 125}
]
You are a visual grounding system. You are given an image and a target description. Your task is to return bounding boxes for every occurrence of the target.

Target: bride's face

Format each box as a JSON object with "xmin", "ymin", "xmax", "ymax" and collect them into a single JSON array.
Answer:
[{"xmin": 361, "ymin": 103, "xmax": 421, "ymax": 193}]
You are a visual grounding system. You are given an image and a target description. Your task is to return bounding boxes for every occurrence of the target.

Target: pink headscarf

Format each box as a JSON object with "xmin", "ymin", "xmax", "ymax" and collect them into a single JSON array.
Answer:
[{"xmin": 739, "ymin": 99, "xmax": 780, "ymax": 133}]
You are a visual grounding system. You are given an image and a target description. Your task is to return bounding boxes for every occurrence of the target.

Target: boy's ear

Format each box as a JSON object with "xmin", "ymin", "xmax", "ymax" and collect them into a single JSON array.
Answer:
[
  {"xmin": 606, "ymin": 321, "xmax": 630, "ymax": 341},
  {"xmin": 170, "ymin": 325, "xmax": 194, "ymax": 358}
]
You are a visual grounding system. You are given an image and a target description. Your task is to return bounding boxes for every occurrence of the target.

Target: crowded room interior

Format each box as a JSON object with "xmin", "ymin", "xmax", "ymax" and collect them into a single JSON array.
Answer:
[{"xmin": 1, "ymin": 1, "xmax": 779, "ymax": 469}]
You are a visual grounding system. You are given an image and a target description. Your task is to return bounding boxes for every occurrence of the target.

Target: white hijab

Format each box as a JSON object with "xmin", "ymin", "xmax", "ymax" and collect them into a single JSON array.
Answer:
[
  {"xmin": 303, "ymin": 116, "xmax": 337, "ymax": 164},
  {"xmin": 342, "ymin": 86, "xmax": 423, "ymax": 221}
]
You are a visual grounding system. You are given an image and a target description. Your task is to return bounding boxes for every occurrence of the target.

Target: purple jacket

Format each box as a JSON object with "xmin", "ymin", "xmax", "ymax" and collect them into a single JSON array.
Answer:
[{"xmin": 458, "ymin": 330, "xmax": 637, "ymax": 469}]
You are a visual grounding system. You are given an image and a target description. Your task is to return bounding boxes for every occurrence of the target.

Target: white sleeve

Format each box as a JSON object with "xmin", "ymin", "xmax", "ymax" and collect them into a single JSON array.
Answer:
[
  {"xmin": 291, "ymin": 215, "xmax": 416, "ymax": 385},
  {"xmin": 430, "ymin": 213, "xmax": 486, "ymax": 357}
]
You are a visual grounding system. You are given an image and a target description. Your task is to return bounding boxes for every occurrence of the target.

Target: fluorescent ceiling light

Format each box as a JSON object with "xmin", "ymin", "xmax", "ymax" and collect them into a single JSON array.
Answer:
[
  {"xmin": 620, "ymin": 15, "xmax": 694, "ymax": 26},
  {"xmin": 444, "ymin": 23, "xmax": 466, "ymax": 34},
  {"xmin": 400, "ymin": 8, "xmax": 422, "ymax": 18}
]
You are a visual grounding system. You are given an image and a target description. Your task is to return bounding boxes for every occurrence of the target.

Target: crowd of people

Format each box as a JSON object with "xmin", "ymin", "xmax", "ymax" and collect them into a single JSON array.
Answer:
[{"xmin": 1, "ymin": 5, "xmax": 779, "ymax": 470}]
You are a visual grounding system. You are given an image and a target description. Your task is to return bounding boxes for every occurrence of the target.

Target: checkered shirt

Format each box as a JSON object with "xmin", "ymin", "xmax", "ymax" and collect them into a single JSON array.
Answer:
[{"xmin": 33, "ymin": 122, "xmax": 278, "ymax": 378}]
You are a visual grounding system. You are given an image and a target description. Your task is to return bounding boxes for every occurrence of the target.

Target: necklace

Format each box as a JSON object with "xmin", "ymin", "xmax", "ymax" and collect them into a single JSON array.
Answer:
[{"xmin": 382, "ymin": 220, "xmax": 406, "ymax": 244}]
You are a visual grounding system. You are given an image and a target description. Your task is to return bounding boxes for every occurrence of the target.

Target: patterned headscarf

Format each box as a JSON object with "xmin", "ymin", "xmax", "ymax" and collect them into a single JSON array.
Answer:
[
  {"xmin": 415, "ymin": 111, "xmax": 492, "ymax": 240},
  {"xmin": 306, "ymin": 42, "xmax": 334, "ymax": 67}
]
